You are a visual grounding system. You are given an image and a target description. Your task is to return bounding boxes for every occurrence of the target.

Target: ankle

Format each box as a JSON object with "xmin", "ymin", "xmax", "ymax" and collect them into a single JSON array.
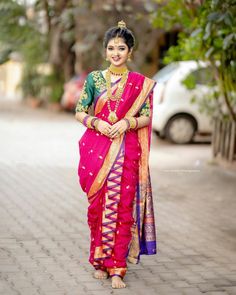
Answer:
[{"xmin": 111, "ymin": 274, "xmax": 123, "ymax": 279}]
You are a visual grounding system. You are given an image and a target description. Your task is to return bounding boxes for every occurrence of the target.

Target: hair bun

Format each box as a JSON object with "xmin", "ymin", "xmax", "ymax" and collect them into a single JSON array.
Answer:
[{"xmin": 117, "ymin": 20, "xmax": 127, "ymax": 29}]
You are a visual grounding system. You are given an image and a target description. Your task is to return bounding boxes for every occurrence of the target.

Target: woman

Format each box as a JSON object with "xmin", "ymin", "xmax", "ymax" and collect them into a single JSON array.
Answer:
[{"xmin": 75, "ymin": 20, "xmax": 157, "ymax": 289}]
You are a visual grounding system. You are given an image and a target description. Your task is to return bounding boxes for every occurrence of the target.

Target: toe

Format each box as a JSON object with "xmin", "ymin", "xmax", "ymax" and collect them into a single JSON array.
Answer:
[
  {"xmin": 111, "ymin": 277, "xmax": 126, "ymax": 289},
  {"xmin": 112, "ymin": 280, "xmax": 117, "ymax": 289},
  {"xmin": 94, "ymin": 270, "xmax": 108, "ymax": 279}
]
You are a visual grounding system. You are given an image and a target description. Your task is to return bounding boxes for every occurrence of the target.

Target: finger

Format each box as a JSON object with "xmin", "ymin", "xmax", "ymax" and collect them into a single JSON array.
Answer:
[
  {"xmin": 112, "ymin": 130, "xmax": 121, "ymax": 138},
  {"xmin": 108, "ymin": 128, "xmax": 117, "ymax": 136},
  {"xmin": 105, "ymin": 124, "xmax": 111, "ymax": 130},
  {"xmin": 106, "ymin": 127, "xmax": 112, "ymax": 133},
  {"xmin": 106, "ymin": 124, "xmax": 112, "ymax": 130},
  {"xmin": 112, "ymin": 130, "xmax": 119, "ymax": 136},
  {"xmin": 110, "ymin": 129, "xmax": 117, "ymax": 137},
  {"xmin": 116, "ymin": 130, "xmax": 121, "ymax": 137}
]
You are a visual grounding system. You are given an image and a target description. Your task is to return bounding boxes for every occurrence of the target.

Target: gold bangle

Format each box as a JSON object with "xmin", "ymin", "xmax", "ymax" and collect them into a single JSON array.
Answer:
[
  {"xmin": 94, "ymin": 118, "xmax": 100, "ymax": 130},
  {"xmin": 87, "ymin": 116, "xmax": 92, "ymax": 129},
  {"xmin": 129, "ymin": 117, "xmax": 136, "ymax": 129}
]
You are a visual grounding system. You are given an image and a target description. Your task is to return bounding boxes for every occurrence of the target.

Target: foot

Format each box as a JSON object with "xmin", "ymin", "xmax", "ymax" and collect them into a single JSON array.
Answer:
[
  {"xmin": 93, "ymin": 269, "xmax": 108, "ymax": 279},
  {"xmin": 111, "ymin": 276, "xmax": 126, "ymax": 289}
]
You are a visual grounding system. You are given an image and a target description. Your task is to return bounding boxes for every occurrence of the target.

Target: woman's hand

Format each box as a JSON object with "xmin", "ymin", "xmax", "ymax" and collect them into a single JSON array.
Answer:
[
  {"xmin": 108, "ymin": 119, "xmax": 128, "ymax": 138},
  {"xmin": 96, "ymin": 120, "xmax": 112, "ymax": 136}
]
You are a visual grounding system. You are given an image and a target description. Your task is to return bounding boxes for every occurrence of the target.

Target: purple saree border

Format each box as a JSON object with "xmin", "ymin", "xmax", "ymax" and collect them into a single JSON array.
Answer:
[
  {"xmin": 136, "ymin": 183, "xmax": 141, "ymax": 263},
  {"xmin": 128, "ymin": 78, "xmax": 158, "ymax": 263},
  {"xmin": 140, "ymin": 241, "xmax": 157, "ymax": 255}
]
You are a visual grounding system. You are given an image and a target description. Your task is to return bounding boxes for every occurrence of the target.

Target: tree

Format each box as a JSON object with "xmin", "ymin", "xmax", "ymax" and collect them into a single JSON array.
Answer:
[
  {"xmin": 72, "ymin": 0, "xmax": 159, "ymax": 73},
  {"xmin": 151, "ymin": 0, "xmax": 236, "ymax": 121},
  {"xmin": 0, "ymin": 0, "xmax": 159, "ymax": 103}
]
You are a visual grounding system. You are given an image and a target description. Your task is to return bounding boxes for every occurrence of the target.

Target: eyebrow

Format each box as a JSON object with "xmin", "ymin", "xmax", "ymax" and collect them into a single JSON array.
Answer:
[{"xmin": 108, "ymin": 45, "xmax": 126, "ymax": 48}]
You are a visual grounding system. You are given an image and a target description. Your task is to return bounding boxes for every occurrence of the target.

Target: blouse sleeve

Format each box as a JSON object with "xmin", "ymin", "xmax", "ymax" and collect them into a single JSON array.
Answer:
[
  {"xmin": 138, "ymin": 96, "xmax": 151, "ymax": 117},
  {"xmin": 75, "ymin": 73, "xmax": 94, "ymax": 113}
]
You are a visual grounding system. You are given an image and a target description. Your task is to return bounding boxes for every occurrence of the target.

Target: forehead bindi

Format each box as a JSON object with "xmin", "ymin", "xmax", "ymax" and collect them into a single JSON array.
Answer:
[{"xmin": 107, "ymin": 38, "xmax": 127, "ymax": 48}]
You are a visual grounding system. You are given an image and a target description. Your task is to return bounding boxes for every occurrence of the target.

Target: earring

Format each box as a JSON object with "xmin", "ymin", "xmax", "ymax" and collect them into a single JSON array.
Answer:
[
  {"xmin": 128, "ymin": 53, "xmax": 132, "ymax": 62},
  {"xmin": 105, "ymin": 56, "xmax": 109, "ymax": 61}
]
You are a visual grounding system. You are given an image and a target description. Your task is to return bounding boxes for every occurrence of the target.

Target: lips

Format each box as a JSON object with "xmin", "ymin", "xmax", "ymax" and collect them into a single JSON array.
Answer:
[{"xmin": 112, "ymin": 57, "xmax": 121, "ymax": 61}]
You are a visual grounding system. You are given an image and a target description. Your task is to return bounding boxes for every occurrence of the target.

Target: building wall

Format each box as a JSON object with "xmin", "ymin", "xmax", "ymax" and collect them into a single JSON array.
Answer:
[{"xmin": 0, "ymin": 61, "xmax": 23, "ymax": 101}]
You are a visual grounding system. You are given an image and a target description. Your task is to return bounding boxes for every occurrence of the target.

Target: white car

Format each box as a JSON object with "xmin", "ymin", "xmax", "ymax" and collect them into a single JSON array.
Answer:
[{"xmin": 152, "ymin": 61, "xmax": 213, "ymax": 144}]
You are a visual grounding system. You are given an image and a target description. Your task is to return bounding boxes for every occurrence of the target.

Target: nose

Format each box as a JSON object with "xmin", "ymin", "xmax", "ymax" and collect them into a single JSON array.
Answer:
[{"xmin": 113, "ymin": 49, "xmax": 120, "ymax": 56}]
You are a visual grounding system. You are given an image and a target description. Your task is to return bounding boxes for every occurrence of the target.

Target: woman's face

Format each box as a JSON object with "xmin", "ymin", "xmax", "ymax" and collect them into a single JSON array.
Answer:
[{"xmin": 106, "ymin": 37, "xmax": 130, "ymax": 67}]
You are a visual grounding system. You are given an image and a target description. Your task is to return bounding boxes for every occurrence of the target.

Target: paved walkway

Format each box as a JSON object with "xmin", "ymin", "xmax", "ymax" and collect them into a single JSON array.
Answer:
[{"xmin": 0, "ymin": 101, "xmax": 236, "ymax": 295}]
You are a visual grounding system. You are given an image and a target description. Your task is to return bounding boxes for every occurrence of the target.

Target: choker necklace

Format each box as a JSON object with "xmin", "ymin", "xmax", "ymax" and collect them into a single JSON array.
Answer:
[{"xmin": 108, "ymin": 64, "xmax": 128, "ymax": 76}]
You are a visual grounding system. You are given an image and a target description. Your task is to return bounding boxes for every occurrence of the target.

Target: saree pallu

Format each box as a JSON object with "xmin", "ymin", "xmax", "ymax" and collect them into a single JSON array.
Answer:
[{"xmin": 78, "ymin": 71, "xmax": 157, "ymax": 278}]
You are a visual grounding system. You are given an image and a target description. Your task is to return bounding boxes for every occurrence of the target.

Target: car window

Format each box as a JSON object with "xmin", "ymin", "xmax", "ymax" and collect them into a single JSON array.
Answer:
[
  {"xmin": 153, "ymin": 63, "xmax": 179, "ymax": 83},
  {"xmin": 189, "ymin": 67, "xmax": 216, "ymax": 86}
]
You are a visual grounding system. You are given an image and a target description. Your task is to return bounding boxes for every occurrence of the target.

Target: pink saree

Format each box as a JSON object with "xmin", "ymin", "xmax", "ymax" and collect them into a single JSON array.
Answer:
[{"xmin": 78, "ymin": 71, "xmax": 157, "ymax": 278}]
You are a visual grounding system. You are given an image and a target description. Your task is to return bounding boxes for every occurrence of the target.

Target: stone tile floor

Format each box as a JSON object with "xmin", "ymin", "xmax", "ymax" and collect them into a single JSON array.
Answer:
[{"xmin": 0, "ymin": 101, "xmax": 236, "ymax": 295}]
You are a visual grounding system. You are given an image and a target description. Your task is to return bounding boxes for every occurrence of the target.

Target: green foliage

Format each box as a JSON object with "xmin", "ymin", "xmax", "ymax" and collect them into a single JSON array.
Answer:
[
  {"xmin": 41, "ymin": 72, "xmax": 64, "ymax": 103},
  {"xmin": 0, "ymin": 0, "xmax": 62, "ymax": 103},
  {"xmin": 152, "ymin": 0, "xmax": 236, "ymax": 121},
  {"xmin": 1, "ymin": 0, "xmax": 159, "ymax": 104},
  {"xmin": 20, "ymin": 66, "xmax": 44, "ymax": 98},
  {"xmin": 19, "ymin": 65, "xmax": 64, "ymax": 103},
  {"xmin": 0, "ymin": 1, "xmax": 27, "ymax": 49},
  {"xmin": 182, "ymin": 66, "xmax": 216, "ymax": 90},
  {"xmin": 0, "ymin": 0, "xmax": 46, "ymax": 64},
  {"xmin": 152, "ymin": 0, "xmax": 200, "ymax": 32},
  {"xmin": 0, "ymin": 43, "xmax": 12, "ymax": 64},
  {"xmin": 0, "ymin": 0, "xmax": 42, "ymax": 95},
  {"xmin": 182, "ymin": 72, "xmax": 197, "ymax": 90}
]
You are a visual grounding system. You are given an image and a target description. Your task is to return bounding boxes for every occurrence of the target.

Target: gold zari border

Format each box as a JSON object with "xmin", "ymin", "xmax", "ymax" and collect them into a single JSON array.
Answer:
[
  {"xmin": 125, "ymin": 77, "xmax": 155, "ymax": 117},
  {"xmin": 88, "ymin": 134, "xmax": 124, "ymax": 198}
]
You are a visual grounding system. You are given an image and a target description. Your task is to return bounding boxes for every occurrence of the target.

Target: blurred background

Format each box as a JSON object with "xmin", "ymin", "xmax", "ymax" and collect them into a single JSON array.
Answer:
[{"xmin": 0, "ymin": 0, "xmax": 235, "ymax": 152}]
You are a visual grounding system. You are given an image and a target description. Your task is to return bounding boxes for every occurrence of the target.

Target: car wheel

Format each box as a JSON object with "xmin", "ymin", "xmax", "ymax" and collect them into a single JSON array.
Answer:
[
  {"xmin": 165, "ymin": 115, "xmax": 197, "ymax": 144},
  {"xmin": 153, "ymin": 130, "xmax": 165, "ymax": 139}
]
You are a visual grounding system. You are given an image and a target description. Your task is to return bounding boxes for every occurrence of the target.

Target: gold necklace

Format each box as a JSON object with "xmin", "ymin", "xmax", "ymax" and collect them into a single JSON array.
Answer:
[
  {"xmin": 105, "ymin": 69, "xmax": 128, "ymax": 123},
  {"xmin": 106, "ymin": 70, "xmax": 128, "ymax": 100},
  {"xmin": 108, "ymin": 64, "xmax": 128, "ymax": 76}
]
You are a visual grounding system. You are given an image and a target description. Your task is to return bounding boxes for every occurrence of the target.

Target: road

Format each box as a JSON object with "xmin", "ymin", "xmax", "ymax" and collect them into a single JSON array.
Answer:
[{"xmin": 0, "ymin": 101, "xmax": 236, "ymax": 295}]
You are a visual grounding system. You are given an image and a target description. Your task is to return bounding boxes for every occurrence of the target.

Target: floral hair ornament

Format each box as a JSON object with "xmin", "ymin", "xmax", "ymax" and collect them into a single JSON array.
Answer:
[
  {"xmin": 118, "ymin": 20, "xmax": 127, "ymax": 29},
  {"xmin": 114, "ymin": 20, "xmax": 127, "ymax": 44}
]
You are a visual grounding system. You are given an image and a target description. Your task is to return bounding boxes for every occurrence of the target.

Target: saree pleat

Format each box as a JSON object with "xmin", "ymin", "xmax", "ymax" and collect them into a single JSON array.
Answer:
[{"xmin": 87, "ymin": 131, "xmax": 141, "ymax": 277}]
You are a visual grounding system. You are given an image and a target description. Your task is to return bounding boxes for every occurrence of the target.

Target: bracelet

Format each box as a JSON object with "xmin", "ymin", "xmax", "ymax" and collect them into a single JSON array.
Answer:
[
  {"xmin": 122, "ymin": 118, "xmax": 130, "ymax": 130},
  {"xmin": 129, "ymin": 117, "xmax": 137, "ymax": 129},
  {"xmin": 82, "ymin": 115, "xmax": 90, "ymax": 127},
  {"xmin": 123, "ymin": 117, "xmax": 138, "ymax": 130},
  {"xmin": 91, "ymin": 117, "xmax": 98, "ymax": 129},
  {"xmin": 134, "ymin": 117, "xmax": 138, "ymax": 129},
  {"xmin": 88, "ymin": 116, "xmax": 93, "ymax": 129},
  {"xmin": 93, "ymin": 118, "xmax": 100, "ymax": 131},
  {"xmin": 82, "ymin": 115, "xmax": 99, "ymax": 130}
]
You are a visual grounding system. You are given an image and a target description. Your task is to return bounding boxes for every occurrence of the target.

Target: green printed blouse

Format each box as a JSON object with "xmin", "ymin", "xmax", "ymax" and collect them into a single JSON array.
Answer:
[{"xmin": 75, "ymin": 70, "xmax": 150, "ymax": 117}]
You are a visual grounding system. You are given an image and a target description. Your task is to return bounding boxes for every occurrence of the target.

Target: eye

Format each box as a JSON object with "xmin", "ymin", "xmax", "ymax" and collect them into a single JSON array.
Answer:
[
  {"xmin": 108, "ymin": 47, "xmax": 114, "ymax": 50},
  {"xmin": 119, "ymin": 47, "xmax": 126, "ymax": 51}
]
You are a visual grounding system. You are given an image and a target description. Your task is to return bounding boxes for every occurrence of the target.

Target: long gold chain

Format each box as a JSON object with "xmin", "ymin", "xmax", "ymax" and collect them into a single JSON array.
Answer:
[{"xmin": 105, "ymin": 69, "xmax": 128, "ymax": 123}]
